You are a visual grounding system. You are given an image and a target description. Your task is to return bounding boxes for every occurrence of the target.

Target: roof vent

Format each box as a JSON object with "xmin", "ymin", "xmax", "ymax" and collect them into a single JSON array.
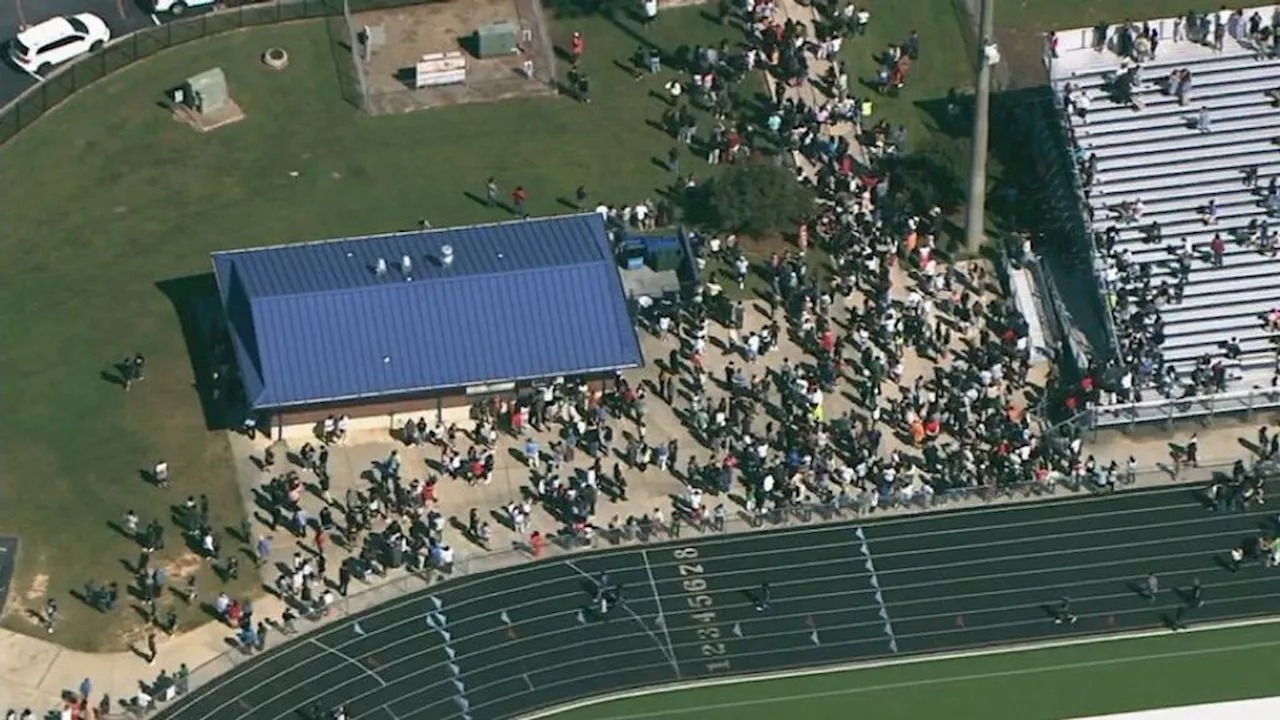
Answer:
[
  {"xmin": 400, "ymin": 254, "xmax": 413, "ymax": 277},
  {"xmin": 441, "ymin": 244, "xmax": 455, "ymax": 268},
  {"xmin": 374, "ymin": 257, "xmax": 388, "ymax": 276}
]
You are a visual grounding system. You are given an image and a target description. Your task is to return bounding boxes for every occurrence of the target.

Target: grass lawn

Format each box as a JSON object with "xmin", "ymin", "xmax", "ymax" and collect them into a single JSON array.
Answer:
[
  {"xmin": 551, "ymin": 622, "xmax": 1280, "ymax": 719},
  {"xmin": 837, "ymin": 0, "xmax": 973, "ymax": 153},
  {"xmin": 0, "ymin": 7, "xmax": 758, "ymax": 650}
]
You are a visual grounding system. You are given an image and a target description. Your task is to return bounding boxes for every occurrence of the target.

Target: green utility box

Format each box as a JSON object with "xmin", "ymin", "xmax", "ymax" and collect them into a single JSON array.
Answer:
[
  {"xmin": 182, "ymin": 68, "xmax": 229, "ymax": 114},
  {"xmin": 475, "ymin": 21, "xmax": 519, "ymax": 58}
]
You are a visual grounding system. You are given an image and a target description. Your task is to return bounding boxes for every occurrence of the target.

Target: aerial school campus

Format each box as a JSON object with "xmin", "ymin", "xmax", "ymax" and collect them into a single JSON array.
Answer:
[{"xmin": 6, "ymin": 0, "xmax": 1280, "ymax": 717}]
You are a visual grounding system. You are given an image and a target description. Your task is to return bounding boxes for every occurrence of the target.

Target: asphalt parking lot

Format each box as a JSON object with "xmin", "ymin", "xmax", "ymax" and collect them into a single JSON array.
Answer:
[{"xmin": 0, "ymin": 0, "xmax": 157, "ymax": 107}]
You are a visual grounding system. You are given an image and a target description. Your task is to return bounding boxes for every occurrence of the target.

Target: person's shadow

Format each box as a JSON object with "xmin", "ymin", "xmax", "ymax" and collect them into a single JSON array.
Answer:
[{"xmin": 100, "ymin": 360, "xmax": 131, "ymax": 388}]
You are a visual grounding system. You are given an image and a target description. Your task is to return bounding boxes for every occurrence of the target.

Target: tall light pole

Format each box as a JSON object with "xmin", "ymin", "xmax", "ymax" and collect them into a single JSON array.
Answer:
[{"xmin": 964, "ymin": 0, "xmax": 996, "ymax": 255}]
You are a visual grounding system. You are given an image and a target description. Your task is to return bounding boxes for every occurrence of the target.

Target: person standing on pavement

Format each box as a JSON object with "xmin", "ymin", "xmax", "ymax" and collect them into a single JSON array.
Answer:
[
  {"xmin": 281, "ymin": 608, "xmax": 299, "ymax": 634},
  {"xmin": 256, "ymin": 621, "xmax": 269, "ymax": 652},
  {"xmin": 146, "ymin": 631, "xmax": 158, "ymax": 665},
  {"xmin": 338, "ymin": 561, "xmax": 351, "ymax": 596},
  {"xmin": 255, "ymin": 535, "xmax": 272, "ymax": 567}
]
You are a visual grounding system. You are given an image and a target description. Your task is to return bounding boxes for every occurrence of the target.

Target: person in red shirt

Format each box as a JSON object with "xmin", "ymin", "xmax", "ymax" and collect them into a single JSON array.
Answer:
[
  {"xmin": 1209, "ymin": 233, "xmax": 1226, "ymax": 268},
  {"xmin": 571, "ymin": 32, "xmax": 584, "ymax": 60},
  {"xmin": 511, "ymin": 186, "xmax": 528, "ymax": 217},
  {"xmin": 725, "ymin": 130, "xmax": 741, "ymax": 159},
  {"xmin": 819, "ymin": 329, "xmax": 835, "ymax": 354},
  {"xmin": 924, "ymin": 417, "xmax": 941, "ymax": 437}
]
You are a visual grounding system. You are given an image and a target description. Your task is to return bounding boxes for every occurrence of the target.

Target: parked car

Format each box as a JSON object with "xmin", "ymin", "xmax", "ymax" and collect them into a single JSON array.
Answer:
[
  {"xmin": 9, "ymin": 13, "xmax": 110, "ymax": 76},
  {"xmin": 153, "ymin": 0, "xmax": 218, "ymax": 15}
]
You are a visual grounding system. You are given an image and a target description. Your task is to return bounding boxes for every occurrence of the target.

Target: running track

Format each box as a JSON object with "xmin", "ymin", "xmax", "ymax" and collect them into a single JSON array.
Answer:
[{"xmin": 155, "ymin": 485, "xmax": 1280, "ymax": 720}]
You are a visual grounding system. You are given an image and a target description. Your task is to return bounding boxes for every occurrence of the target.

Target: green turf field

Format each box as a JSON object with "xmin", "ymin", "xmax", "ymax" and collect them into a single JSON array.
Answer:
[{"xmin": 550, "ymin": 621, "xmax": 1280, "ymax": 719}]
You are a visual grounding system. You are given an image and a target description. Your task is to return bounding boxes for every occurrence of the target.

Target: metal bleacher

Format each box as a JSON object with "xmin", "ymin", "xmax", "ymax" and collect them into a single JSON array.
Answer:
[{"xmin": 1048, "ymin": 9, "xmax": 1280, "ymax": 426}]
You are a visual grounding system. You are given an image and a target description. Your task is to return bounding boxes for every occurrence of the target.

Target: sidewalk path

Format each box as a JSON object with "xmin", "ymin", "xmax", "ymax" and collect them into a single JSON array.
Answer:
[{"xmin": 759, "ymin": 0, "xmax": 867, "ymax": 179}]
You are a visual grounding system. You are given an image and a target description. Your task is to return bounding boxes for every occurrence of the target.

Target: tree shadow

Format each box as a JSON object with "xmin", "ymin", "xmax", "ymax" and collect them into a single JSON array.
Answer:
[
  {"xmin": 913, "ymin": 92, "xmax": 971, "ymax": 141},
  {"xmin": 155, "ymin": 273, "xmax": 239, "ymax": 431}
]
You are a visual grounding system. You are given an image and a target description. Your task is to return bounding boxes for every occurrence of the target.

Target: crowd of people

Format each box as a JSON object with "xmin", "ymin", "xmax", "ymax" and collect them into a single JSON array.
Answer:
[
  {"xmin": 237, "ymin": 0, "xmax": 1164, "ymax": 580},
  {"xmin": 317, "ymin": 0, "xmax": 1108, "ymax": 562}
]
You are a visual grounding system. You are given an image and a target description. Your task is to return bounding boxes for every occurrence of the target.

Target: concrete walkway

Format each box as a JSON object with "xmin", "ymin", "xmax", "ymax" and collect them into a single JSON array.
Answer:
[{"xmin": 759, "ymin": 0, "xmax": 867, "ymax": 179}]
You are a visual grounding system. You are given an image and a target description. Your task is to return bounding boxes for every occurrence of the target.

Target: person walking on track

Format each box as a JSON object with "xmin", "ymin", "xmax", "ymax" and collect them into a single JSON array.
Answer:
[
  {"xmin": 1143, "ymin": 573, "xmax": 1159, "ymax": 603},
  {"xmin": 755, "ymin": 582, "xmax": 770, "ymax": 611},
  {"xmin": 1052, "ymin": 597, "xmax": 1078, "ymax": 625}
]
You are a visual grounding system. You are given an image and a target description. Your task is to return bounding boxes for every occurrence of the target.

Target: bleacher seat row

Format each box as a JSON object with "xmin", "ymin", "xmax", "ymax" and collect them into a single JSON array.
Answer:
[{"xmin": 1052, "ymin": 32, "xmax": 1280, "ymax": 389}]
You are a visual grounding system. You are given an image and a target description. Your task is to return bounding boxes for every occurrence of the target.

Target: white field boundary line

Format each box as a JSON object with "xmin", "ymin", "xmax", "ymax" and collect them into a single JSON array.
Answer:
[
  {"xmin": 563, "ymin": 559, "xmax": 681, "ymax": 675},
  {"xmin": 308, "ymin": 638, "xmax": 387, "ymax": 687},
  {"xmin": 641, "ymin": 549, "xmax": 682, "ymax": 678},
  {"xmin": 518, "ymin": 614, "xmax": 1280, "ymax": 720}
]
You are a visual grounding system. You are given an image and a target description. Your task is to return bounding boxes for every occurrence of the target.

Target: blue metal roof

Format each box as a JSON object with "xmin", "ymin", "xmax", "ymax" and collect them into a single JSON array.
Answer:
[{"xmin": 211, "ymin": 213, "xmax": 644, "ymax": 410}]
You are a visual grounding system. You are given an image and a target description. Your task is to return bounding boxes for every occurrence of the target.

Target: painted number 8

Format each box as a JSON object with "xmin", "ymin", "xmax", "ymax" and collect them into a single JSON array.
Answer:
[{"xmin": 674, "ymin": 548, "xmax": 699, "ymax": 560}]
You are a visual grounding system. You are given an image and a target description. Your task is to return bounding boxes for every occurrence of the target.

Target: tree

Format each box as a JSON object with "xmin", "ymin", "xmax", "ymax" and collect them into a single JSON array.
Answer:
[{"xmin": 704, "ymin": 160, "xmax": 814, "ymax": 236}]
